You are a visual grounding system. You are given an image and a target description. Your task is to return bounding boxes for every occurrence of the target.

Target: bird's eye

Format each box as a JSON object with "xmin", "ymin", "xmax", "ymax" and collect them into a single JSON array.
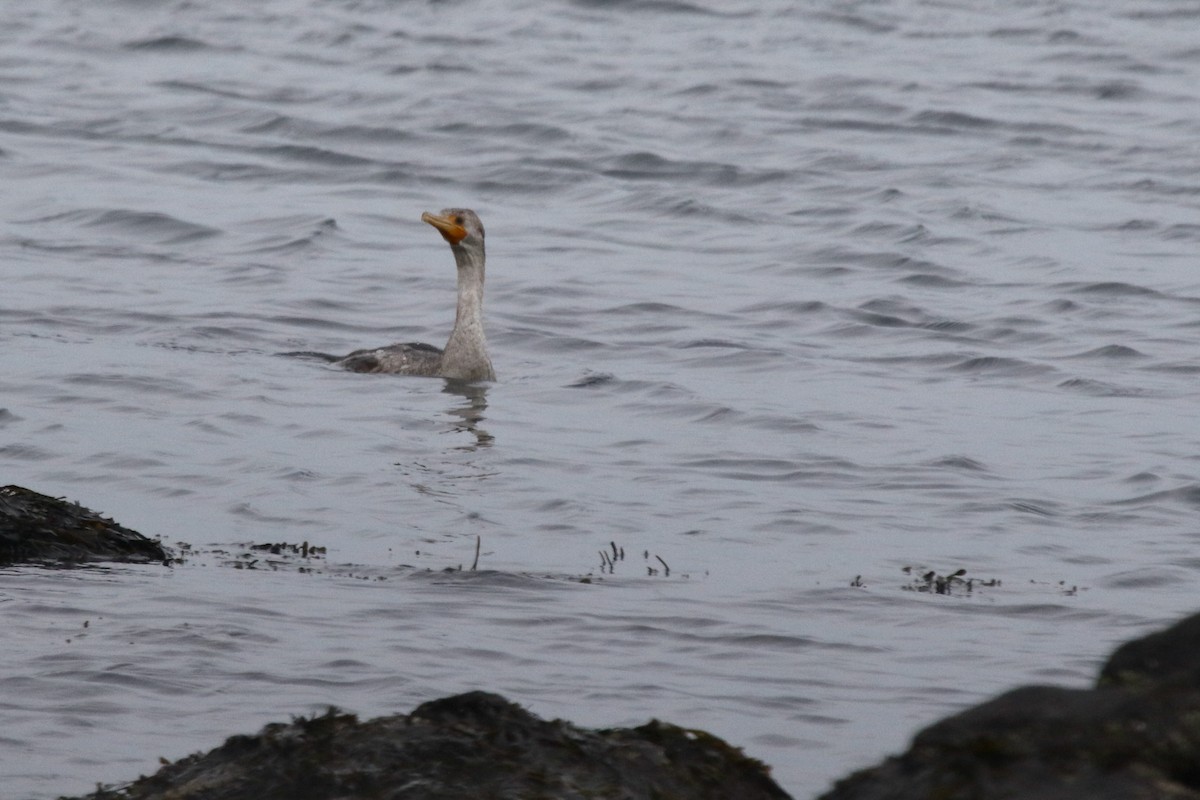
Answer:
[{"xmin": 454, "ymin": 216, "xmax": 464, "ymax": 225}]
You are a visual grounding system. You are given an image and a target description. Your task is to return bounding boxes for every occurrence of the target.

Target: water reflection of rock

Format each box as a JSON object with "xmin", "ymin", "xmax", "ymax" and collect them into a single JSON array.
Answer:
[
  {"xmin": 443, "ymin": 378, "xmax": 492, "ymax": 448},
  {"xmin": 64, "ymin": 691, "xmax": 792, "ymax": 800}
]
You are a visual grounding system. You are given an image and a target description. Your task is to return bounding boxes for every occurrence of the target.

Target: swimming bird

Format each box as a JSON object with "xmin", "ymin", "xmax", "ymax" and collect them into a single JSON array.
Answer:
[{"xmin": 327, "ymin": 209, "xmax": 495, "ymax": 381}]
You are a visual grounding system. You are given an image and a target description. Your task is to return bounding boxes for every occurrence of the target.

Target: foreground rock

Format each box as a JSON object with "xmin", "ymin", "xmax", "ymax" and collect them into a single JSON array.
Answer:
[
  {"xmin": 819, "ymin": 610, "xmax": 1200, "ymax": 800},
  {"xmin": 0, "ymin": 485, "xmax": 167, "ymax": 566},
  {"xmin": 67, "ymin": 691, "xmax": 791, "ymax": 800}
]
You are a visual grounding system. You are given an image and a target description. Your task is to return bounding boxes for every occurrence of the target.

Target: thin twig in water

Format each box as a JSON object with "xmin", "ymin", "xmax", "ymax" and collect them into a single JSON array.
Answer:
[
  {"xmin": 655, "ymin": 555, "xmax": 670, "ymax": 577},
  {"xmin": 470, "ymin": 535, "xmax": 480, "ymax": 571}
]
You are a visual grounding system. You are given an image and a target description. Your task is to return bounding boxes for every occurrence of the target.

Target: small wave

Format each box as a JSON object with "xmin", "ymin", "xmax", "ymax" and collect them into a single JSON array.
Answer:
[
  {"xmin": 680, "ymin": 456, "xmax": 856, "ymax": 483},
  {"xmin": 897, "ymin": 273, "xmax": 975, "ymax": 289},
  {"xmin": 1101, "ymin": 567, "xmax": 1190, "ymax": 589},
  {"xmin": 63, "ymin": 372, "xmax": 206, "ymax": 397},
  {"xmin": 814, "ymin": 11, "xmax": 897, "ymax": 33},
  {"xmin": 926, "ymin": 456, "xmax": 989, "ymax": 472},
  {"xmin": 1141, "ymin": 362, "xmax": 1200, "ymax": 375},
  {"xmin": 25, "ymin": 208, "xmax": 220, "ymax": 244},
  {"xmin": 473, "ymin": 163, "xmax": 589, "ymax": 195},
  {"xmin": 156, "ymin": 79, "xmax": 323, "ymax": 104},
  {"xmin": 404, "ymin": 567, "xmax": 583, "ymax": 590},
  {"xmin": 601, "ymin": 151, "xmax": 785, "ymax": 186},
  {"xmin": 507, "ymin": 326, "xmax": 606, "ymax": 353},
  {"xmin": 124, "ymin": 35, "xmax": 212, "ymax": 52},
  {"xmin": 922, "ymin": 319, "xmax": 975, "ymax": 334},
  {"xmin": 654, "ymin": 197, "xmax": 759, "ymax": 223},
  {"xmin": 848, "ymin": 299, "xmax": 962, "ymax": 330},
  {"xmin": 1008, "ymin": 500, "xmax": 1059, "ymax": 516},
  {"xmin": 1057, "ymin": 377, "xmax": 1146, "ymax": 397},
  {"xmin": 1106, "ymin": 219, "xmax": 1159, "ymax": 232},
  {"xmin": 164, "ymin": 160, "xmax": 298, "ymax": 183},
  {"xmin": 436, "ymin": 121, "xmax": 572, "ymax": 145},
  {"xmin": 679, "ymin": 338, "xmax": 752, "ymax": 350},
  {"xmin": 968, "ymin": 76, "xmax": 1037, "ymax": 89},
  {"xmin": 0, "ymin": 443, "xmax": 53, "ymax": 461},
  {"xmin": 603, "ymin": 301, "xmax": 691, "ymax": 316},
  {"xmin": 425, "ymin": 60, "xmax": 476, "ymax": 74},
  {"xmin": 1162, "ymin": 224, "xmax": 1200, "ymax": 241},
  {"xmin": 89, "ymin": 209, "xmax": 221, "ymax": 243},
  {"xmin": 251, "ymin": 143, "xmax": 376, "ymax": 167},
  {"xmin": 846, "ymin": 309, "xmax": 916, "ymax": 328},
  {"xmin": 910, "ymin": 109, "xmax": 1000, "ymax": 131},
  {"xmin": 1059, "ymin": 281, "xmax": 1164, "ymax": 298},
  {"xmin": 241, "ymin": 114, "xmax": 416, "ymax": 145},
  {"xmin": 229, "ymin": 502, "xmax": 325, "ymax": 527},
  {"xmin": 1123, "ymin": 178, "xmax": 1200, "ymax": 197},
  {"xmin": 1065, "ymin": 344, "xmax": 1146, "ymax": 359},
  {"xmin": 569, "ymin": 0, "xmax": 745, "ymax": 16},
  {"xmin": 738, "ymin": 300, "xmax": 828, "ymax": 316},
  {"xmin": 692, "ymin": 406, "xmax": 741, "ymax": 423},
  {"xmin": 948, "ymin": 356, "xmax": 1053, "ymax": 376},
  {"xmin": 566, "ymin": 372, "xmax": 615, "ymax": 388},
  {"xmin": 239, "ymin": 217, "xmax": 341, "ymax": 254},
  {"xmin": 1087, "ymin": 80, "xmax": 1144, "ymax": 101},
  {"xmin": 1112, "ymin": 485, "xmax": 1200, "ymax": 508},
  {"xmin": 1041, "ymin": 299, "xmax": 1082, "ymax": 313}
]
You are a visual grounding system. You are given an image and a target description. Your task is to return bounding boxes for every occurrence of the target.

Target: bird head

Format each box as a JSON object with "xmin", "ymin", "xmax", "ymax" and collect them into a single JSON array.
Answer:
[{"xmin": 422, "ymin": 208, "xmax": 485, "ymax": 249}]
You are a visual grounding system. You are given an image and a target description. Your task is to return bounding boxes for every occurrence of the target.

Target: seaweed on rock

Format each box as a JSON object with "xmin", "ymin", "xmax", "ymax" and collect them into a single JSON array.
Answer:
[{"xmin": 0, "ymin": 485, "xmax": 167, "ymax": 566}]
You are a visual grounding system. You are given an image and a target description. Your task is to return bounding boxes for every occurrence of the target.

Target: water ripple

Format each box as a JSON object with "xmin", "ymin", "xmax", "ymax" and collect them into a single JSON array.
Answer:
[{"xmin": 4, "ymin": 1, "xmax": 1200, "ymax": 798}]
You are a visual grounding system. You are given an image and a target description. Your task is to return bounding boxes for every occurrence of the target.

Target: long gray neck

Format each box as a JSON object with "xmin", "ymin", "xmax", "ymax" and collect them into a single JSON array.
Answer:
[{"xmin": 441, "ymin": 245, "xmax": 495, "ymax": 381}]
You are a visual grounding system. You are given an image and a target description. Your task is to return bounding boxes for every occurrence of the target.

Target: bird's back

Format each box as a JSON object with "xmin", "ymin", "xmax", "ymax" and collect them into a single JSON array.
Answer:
[{"xmin": 334, "ymin": 342, "xmax": 444, "ymax": 375}]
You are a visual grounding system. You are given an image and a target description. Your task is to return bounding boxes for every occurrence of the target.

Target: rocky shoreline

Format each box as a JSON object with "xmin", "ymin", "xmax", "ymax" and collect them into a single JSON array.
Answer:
[
  {"xmin": 65, "ymin": 691, "xmax": 791, "ymax": 800},
  {"xmin": 817, "ymin": 610, "xmax": 1200, "ymax": 800},
  {"xmin": 9, "ymin": 485, "xmax": 1200, "ymax": 798}
]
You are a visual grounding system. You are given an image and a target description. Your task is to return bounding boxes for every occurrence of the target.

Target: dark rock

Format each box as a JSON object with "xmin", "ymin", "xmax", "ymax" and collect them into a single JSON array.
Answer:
[
  {"xmin": 1100, "ymin": 612, "xmax": 1200, "ymax": 687},
  {"xmin": 0, "ymin": 485, "xmax": 167, "ymax": 566},
  {"xmin": 63, "ymin": 690, "xmax": 791, "ymax": 800},
  {"xmin": 819, "ymin": 611, "xmax": 1200, "ymax": 800}
]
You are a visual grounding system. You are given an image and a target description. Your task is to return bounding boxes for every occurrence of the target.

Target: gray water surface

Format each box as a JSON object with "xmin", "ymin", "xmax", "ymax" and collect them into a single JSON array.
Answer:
[{"xmin": 3, "ymin": 0, "xmax": 1200, "ymax": 796}]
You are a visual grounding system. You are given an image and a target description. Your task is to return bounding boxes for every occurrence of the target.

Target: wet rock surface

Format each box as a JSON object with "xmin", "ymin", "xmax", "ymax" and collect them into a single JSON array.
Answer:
[
  {"xmin": 0, "ymin": 485, "xmax": 167, "ymax": 566},
  {"xmin": 65, "ymin": 691, "xmax": 792, "ymax": 800},
  {"xmin": 819, "ymin": 610, "xmax": 1200, "ymax": 800}
]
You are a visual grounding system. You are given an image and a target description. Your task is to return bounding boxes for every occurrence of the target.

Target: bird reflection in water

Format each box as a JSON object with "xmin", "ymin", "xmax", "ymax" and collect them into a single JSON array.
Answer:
[{"xmin": 442, "ymin": 379, "xmax": 493, "ymax": 449}]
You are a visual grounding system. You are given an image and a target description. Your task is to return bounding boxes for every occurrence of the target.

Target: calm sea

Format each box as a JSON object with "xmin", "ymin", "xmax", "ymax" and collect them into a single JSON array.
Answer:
[{"xmin": 3, "ymin": 0, "xmax": 1200, "ymax": 796}]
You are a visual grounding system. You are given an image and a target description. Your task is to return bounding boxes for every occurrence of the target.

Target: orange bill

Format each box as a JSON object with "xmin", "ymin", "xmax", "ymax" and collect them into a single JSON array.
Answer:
[{"xmin": 421, "ymin": 211, "xmax": 468, "ymax": 245}]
